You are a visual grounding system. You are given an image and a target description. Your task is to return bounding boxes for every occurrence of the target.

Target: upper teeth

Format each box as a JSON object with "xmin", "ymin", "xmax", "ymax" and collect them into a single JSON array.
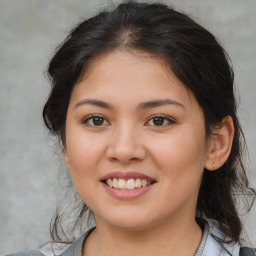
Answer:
[{"xmin": 106, "ymin": 178, "xmax": 151, "ymax": 190}]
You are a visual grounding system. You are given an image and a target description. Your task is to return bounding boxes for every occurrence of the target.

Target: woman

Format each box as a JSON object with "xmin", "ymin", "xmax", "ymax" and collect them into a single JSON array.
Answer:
[{"xmin": 8, "ymin": 1, "xmax": 255, "ymax": 256}]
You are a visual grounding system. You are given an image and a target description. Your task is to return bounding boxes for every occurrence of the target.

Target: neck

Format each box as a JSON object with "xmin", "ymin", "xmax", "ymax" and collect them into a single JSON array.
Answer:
[{"xmin": 83, "ymin": 215, "xmax": 203, "ymax": 256}]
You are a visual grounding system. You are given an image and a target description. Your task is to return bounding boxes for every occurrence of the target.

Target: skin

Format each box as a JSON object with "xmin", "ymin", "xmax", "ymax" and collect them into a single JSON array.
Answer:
[{"xmin": 64, "ymin": 50, "xmax": 234, "ymax": 256}]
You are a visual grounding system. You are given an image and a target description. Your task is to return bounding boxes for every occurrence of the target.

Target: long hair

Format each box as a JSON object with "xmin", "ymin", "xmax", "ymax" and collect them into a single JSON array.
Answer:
[{"xmin": 43, "ymin": 1, "xmax": 255, "ymax": 244}]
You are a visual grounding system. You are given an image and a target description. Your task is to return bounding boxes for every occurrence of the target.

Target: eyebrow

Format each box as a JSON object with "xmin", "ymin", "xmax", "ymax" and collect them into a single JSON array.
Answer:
[
  {"xmin": 74, "ymin": 99, "xmax": 114, "ymax": 110},
  {"xmin": 74, "ymin": 98, "xmax": 184, "ymax": 110},
  {"xmin": 137, "ymin": 99, "xmax": 184, "ymax": 110}
]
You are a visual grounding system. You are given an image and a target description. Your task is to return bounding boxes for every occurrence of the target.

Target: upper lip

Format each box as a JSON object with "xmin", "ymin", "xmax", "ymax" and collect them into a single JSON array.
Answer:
[{"xmin": 101, "ymin": 172, "xmax": 156, "ymax": 181}]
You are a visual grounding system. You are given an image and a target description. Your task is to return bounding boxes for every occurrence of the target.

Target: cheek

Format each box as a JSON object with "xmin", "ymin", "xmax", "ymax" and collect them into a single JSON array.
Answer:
[
  {"xmin": 149, "ymin": 129, "xmax": 206, "ymax": 212},
  {"xmin": 64, "ymin": 130, "xmax": 108, "ymax": 199},
  {"xmin": 148, "ymin": 126, "xmax": 207, "ymax": 182},
  {"xmin": 64, "ymin": 134, "xmax": 106, "ymax": 209},
  {"xmin": 65, "ymin": 127, "xmax": 106, "ymax": 168}
]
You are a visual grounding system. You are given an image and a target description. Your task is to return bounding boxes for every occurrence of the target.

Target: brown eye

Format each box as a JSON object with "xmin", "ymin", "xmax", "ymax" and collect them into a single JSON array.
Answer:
[
  {"xmin": 146, "ymin": 116, "xmax": 174, "ymax": 127},
  {"xmin": 83, "ymin": 115, "xmax": 108, "ymax": 127},
  {"xmin": 92, "ymin": 117, "xmax": 104, "ymax": 126},
  {"xmin": 152, "ymin": 117, "xmax": 164, "ymax": 126}
]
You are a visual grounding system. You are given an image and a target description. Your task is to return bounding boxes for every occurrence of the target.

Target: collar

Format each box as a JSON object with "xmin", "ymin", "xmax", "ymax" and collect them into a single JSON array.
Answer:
[
  {"xmin": 201, "ymin": 219, "xmax": 240, "ymax": 256},
  {"xmin": 59, "ymin": 227, "xmax": 96, "ymax": 256},
  {"xmin": 58, "ymin": 219, "xmax": 241, "ymax": 256}
]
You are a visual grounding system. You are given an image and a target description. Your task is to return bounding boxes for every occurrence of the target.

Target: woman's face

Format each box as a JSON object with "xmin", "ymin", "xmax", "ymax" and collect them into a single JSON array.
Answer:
[{"xmin": 64, "ymin": 50, "xmax": 212, "ymax": 230}]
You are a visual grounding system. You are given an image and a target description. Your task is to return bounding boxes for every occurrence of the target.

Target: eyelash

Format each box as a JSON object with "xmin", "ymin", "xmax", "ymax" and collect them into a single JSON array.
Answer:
[
  {"xmin": 145, "ymin": 115, "xmax": 175, "ymax": 127},
  {"xmin": 82, "ymin": 115, "xmax": 109, "ymax": 127},
  {"xmin": 82, "ymin": 114, "xmax": 175, "ymax": 127}
]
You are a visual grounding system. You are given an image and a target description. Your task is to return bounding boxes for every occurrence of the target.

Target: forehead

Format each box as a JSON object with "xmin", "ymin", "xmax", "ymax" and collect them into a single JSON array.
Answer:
[{"xmin": 71, "ymin": 50, "xmax": 197, "ymax": 109}]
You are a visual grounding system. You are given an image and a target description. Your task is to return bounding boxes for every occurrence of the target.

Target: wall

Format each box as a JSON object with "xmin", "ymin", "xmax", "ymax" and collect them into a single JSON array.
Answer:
[{"xmin": 0, "ymin": 0, "xmax": 255, "ymax": 254}]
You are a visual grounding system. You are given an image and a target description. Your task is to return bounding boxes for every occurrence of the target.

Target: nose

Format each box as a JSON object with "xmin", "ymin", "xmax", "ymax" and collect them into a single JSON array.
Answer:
[{"xmin": 105, "ymin": 124, "xmax": 146, "ymax": 164}]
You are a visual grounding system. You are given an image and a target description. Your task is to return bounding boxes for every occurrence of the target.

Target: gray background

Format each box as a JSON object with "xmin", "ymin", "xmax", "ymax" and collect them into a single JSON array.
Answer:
[{"xmin": 0, "ymin": 0, "xmax": 255, "ymax": 254}]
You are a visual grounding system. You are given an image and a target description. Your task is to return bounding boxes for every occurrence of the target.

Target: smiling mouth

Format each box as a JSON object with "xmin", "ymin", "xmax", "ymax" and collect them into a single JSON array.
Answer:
[{"xmin": 103, "ymin": 178, "xmax": 155, "ymax": 190}]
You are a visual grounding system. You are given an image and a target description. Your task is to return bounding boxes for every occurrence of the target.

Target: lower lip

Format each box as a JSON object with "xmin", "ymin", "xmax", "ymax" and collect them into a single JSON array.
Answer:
[{"xmin": 102, "ymin": 182, "xmax": 154, "ymax": 200}]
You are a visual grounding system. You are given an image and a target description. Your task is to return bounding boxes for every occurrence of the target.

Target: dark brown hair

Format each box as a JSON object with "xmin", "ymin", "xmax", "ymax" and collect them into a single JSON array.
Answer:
[{"xmin": 43, "ymin": 1, "xmax": 255, "ymax": 244}]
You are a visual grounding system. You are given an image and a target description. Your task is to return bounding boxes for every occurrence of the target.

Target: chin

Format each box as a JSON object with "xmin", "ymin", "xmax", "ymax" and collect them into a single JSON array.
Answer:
[
  {"xmin": 95, "ymin": 208, "xmax": 159, "ymax": 231},
  {"xmin": 109, "ymin": 219, "xmax": 154, "ymax": 231}
]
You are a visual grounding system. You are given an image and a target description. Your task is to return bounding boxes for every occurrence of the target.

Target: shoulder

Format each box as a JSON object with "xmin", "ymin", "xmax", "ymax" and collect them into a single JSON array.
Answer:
[
  {"xmin": 6, "ymin": 243, "xmax": 69, "ymax": 256},
  {"xmin": 6, "ymin": 251, "xmax": 46, "ymax": 256},
  {"xmin": 202, "ymin": 219, "xmax": 240, "ymax": 256},
  {"xmin": 6, "ymin": 227, "xmax": 96, "ymax": 256},
  {"xmin": 202, "ymin": 219, "xmax": 255, "ymax": 256}
]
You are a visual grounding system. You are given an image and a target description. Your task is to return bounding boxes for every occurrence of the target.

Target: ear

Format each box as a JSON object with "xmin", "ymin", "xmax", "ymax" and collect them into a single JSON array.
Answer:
[
  {"xmin": 63, "ymin": 147, "xmax": 71, "ymax": 171},
  {"xmin": 205, "ymin": 116, "xmax": 234, "ymax": 171}
]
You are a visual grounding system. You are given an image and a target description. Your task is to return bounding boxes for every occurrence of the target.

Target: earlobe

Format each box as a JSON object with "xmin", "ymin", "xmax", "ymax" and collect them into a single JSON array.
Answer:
[{"xmin": 205, "ymin": 116, "xmax": 234, "ymax": 171}]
